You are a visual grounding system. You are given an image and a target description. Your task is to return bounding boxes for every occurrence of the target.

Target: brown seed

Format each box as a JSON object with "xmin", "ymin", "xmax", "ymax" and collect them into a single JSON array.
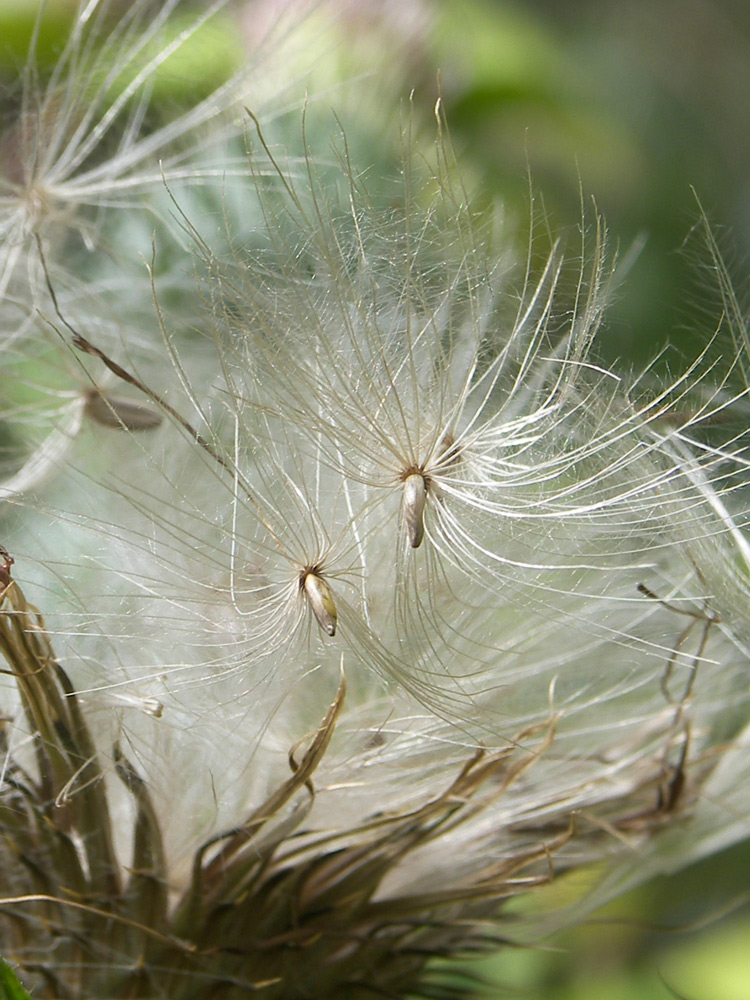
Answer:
[{"xmin": 85, "ymin": 389, "xmax": 163, "ymax": 430}]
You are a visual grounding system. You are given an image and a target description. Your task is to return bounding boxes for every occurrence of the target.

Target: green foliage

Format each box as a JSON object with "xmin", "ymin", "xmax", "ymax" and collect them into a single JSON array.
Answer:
[
  {"xmin": 0, "ymin": 0, "xmax": 70, "ymax": 69},
  {"xmin": 431, "ymin": 0, "xmax": 750, "ymax": 364},
  {"xmin": 0, "ymin": 0, "xmax": 244, "ymax": 103},
  {"xmin": 0, "ymin": 961, "xmax": 31, "ymax": 1000}
]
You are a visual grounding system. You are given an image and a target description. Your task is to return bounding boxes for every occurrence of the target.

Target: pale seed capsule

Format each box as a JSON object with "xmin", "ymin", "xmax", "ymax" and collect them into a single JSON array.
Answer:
[
  {"xmin": 403, "ymin": 472, "xmax": 427, "ymax": 548},
  {"xmin": 303, "ymin": 571, "xmax": 338, "ymax": 636}
]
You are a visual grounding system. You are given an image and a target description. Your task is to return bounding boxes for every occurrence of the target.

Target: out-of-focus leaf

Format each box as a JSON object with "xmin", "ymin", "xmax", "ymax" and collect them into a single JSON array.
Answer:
[{"xmin": 0, "ymin": 0, "xmax": 71, "ymax": 68}]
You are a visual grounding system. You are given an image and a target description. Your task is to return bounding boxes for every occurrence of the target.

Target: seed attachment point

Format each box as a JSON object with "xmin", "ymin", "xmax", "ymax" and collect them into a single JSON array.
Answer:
[
  {"xmin": 403, "ymin": 473, "xmax": 427, "ymax": 548},
  {"xmin": 303, "ymin": 571, "xmax": 338, "ymax": 636}
]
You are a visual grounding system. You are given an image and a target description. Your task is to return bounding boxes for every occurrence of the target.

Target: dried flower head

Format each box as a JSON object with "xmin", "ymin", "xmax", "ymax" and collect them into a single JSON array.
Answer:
[{"xmin": 0, "ymin": 4, "xmax": 749, "ymax": 1000}]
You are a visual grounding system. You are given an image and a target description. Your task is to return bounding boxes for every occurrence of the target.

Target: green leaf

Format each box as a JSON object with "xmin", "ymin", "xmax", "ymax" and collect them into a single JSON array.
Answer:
[{"xmin": 0, "ymin": 960, "xmax": 32, "ymax": 1000}]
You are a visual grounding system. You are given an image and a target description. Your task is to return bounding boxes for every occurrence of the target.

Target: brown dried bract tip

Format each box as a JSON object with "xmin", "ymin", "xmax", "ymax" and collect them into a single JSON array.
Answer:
[
  {"xmin": 84, "ymin": 389, "xmax": 163, "ymax": 430},
  {"xmin": 302, "ymin": 570, "xmax": 337, "ymax": 636},
  {"xmin": 437, "ymin": 431, "xmax": 460, "ymax": 468},
  {"xmin": 0, "ymin": 546, "xmax": 13, "ymax": 589}
]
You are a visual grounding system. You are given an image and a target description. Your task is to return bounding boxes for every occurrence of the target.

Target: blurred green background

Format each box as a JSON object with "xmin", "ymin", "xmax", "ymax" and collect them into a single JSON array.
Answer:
[
  {"xmin": 1, "ymin": 1, "xmax": 749, "ymax": 998},
  {"xmin": 430, "ymin": 0, "xmax": 750, "ymax": 367}
]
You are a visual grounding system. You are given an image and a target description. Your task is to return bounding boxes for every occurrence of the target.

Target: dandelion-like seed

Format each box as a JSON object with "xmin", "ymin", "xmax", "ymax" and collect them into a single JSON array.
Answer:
[{"xmin": 1, "ymin": 4, "xmax": 750, "ymax": 999}]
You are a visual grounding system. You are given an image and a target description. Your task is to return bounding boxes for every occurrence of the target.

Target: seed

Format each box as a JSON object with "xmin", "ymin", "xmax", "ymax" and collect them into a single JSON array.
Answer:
[
  {"xmin": 85, "ymin": 389, "xmax": 163, "ymax": 430},
  {"xmin": 303, "ymin": 571, "xmax": 338, "ymax": 636},
  {"xmin": 403, "ymin": 472, "xmax": 427, "ymax": 548}
]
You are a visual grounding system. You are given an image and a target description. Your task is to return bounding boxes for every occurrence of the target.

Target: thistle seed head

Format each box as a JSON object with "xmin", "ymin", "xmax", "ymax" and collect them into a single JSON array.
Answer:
[{"xmin": 1, "ymin": 3, "xmax": 750, "ymax": 998}]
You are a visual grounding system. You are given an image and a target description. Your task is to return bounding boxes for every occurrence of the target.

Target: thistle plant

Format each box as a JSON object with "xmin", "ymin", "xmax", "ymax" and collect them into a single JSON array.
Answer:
[{"xmin": 1, "ymin": 3, "xmax": 750, "ymax": 999}]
